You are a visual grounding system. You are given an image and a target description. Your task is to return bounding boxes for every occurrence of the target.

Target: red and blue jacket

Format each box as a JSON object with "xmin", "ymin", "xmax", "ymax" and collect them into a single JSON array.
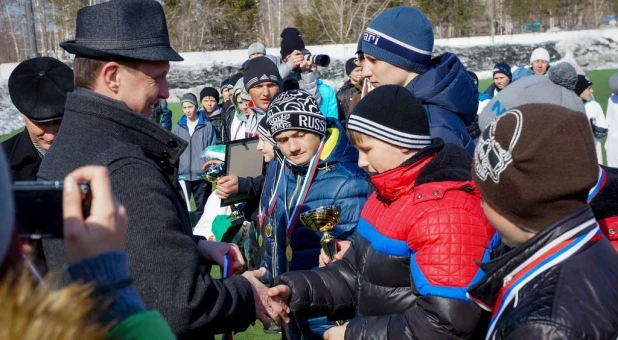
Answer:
[{"xmin": 276, "ymin": 141, "xmax": 499, "ymax": 339}]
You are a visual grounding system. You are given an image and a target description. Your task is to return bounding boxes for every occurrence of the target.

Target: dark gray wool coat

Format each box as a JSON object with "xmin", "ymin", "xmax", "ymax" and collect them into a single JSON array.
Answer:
[{"xmin": 38, "ymin": 88, "xmax": 256, "ymax": 339}]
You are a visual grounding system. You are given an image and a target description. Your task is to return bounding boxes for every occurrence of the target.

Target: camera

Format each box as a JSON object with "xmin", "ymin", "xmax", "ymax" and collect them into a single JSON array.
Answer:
[
  {"xmin": 13, "ymin": 181, "xmax": 92, "ymax": 239},
  {"xmin": 303, "ymin": 50, "xmax": 330, "ymax": 67}
]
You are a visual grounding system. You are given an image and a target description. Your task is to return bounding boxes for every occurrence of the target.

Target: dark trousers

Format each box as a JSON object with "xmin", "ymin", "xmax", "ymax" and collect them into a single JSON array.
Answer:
[{"xmin": 182, "ymin": 179, "xmax": 211, "ymax": 221}]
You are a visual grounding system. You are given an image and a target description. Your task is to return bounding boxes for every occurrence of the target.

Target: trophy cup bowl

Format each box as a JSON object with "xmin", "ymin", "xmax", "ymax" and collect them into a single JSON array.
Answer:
[
  {"xmin": 300, "ymin": 205, "xmax": 341, "ymax": 260},
  {"xmin": 202, "ymin": 162, "xmax": 225, "ymax": 182}
]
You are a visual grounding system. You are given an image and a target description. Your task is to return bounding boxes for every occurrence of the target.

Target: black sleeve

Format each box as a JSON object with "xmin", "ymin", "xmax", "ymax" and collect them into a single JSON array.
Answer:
[
  {"xmin": 504, "ymin": 322, "xmax": 579, "ymax": 340},
  {"xmin": 344, "ymin": 296, "xmax": 483, "ymax": 340},
  {"xmin": 237, "ymin": 174, "xmax": 265, "ymax": 197},
  {"xmin": 274, "ymin": 242, "xmax": 357, "ymax": 320},
  {"xmin": 108, "ymin": 159, "xmax": 256, "ymax": 336}
]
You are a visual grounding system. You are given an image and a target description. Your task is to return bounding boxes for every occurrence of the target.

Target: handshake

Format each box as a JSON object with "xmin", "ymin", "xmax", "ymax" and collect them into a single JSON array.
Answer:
[{"xmin": 241, "ymin": 268, "xmax": 347, "ymax": 340}]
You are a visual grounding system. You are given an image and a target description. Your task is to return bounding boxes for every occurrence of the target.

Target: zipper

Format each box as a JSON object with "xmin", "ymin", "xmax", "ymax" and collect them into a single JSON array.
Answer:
[{"xmin": 272, "ymin": 227, "xmax": 277, "ymax": 278}]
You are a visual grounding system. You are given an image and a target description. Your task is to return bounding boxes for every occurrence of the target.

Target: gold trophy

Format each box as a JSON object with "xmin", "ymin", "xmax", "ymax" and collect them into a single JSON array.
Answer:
[
  {"xmin": 300, "ymin": 205, "xmax": 341, "ymax": 260},
  {"xmin": 202, "ymin": 162, "xmax": 245, "ymax": 232}
]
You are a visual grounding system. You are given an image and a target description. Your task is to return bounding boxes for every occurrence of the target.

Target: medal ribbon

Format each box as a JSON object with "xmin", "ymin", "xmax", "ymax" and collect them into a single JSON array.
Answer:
[
  {"xmin": 484, "ymin": 222, "xmax": 601, "ymax": 339},
  {"xmin": 587, "ymin": 166, "xmax": 607, "ymax": 203},
  {"xmin": 285, "ymin": 139, "xmax": 326, "ymax": 238},
  {"xmin": 220, "ymin": 252, "xmax": 235, "ymax": 340},
  {"xmin": 258, "ymin": 163, "xmax": 285, "ymax": 229}
]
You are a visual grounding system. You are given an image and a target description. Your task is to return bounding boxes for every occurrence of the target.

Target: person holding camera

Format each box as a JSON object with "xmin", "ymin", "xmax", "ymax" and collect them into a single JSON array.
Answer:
[
  {"xmin": 0, "ymin": 145, "xmax": 175, "ymax": 339},
  {"xmin": 37, "ymin": 1, "xmax": 289, "ymax": 338},
  {"xmin": 261, "ymin": 29, "xmax": 324, "ymax": 107}
]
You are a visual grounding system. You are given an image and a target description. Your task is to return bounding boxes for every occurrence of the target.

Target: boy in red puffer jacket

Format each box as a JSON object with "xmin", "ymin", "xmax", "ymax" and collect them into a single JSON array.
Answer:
[{"xmin": 269, "ymin": 85, "xmax": 498, "ymax": 340}]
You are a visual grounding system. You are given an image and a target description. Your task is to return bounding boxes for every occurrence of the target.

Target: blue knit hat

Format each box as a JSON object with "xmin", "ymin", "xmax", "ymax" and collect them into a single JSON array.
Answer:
[
  {"xmin": 492, "ymin": 62, "xmax": 512, "ymax": 81},
  {"xmin": 361, "ymin": 7, "xmax": 434, "ymax": 74}
]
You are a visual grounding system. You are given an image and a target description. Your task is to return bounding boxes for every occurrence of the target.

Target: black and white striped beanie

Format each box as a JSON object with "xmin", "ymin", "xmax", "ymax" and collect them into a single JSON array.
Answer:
[{"xmin": 347, "ymin": 85, "xmax": 431, "ymax": 149}]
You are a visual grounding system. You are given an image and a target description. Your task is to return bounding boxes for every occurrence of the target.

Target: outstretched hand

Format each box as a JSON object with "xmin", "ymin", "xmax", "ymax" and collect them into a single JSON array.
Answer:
[
  {"xmin": 243, "ymin": 268, "xmax": 290, "ymax": 329},
  {"xmin": 268, "ymin": 284, "xmax": 291, "ymax": 303}
]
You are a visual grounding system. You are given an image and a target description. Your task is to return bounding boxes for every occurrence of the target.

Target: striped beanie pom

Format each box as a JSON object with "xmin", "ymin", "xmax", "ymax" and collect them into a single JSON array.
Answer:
[{"xmin": 347, "ymin": 85, "xmax": 431, "ymax": 149}]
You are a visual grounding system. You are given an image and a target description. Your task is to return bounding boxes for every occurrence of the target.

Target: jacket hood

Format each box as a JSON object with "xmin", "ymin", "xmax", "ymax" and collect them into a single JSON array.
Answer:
[
  {"xmin": 178, "ymin": 111, "xmax": 207, "ymax": 128},
  {"xmin": 408, "ymin": 53, "xmax": 478, "ymax": 126},
  {"xmin": 286, "ymin": 118, "xmax": 359, "ymax": 173},
  {"xmin": 197, "ymin": 107, "xmax": 221, "ymax": 119}
]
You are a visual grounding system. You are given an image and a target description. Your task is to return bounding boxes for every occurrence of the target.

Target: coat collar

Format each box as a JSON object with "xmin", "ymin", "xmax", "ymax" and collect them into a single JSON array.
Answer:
[
  {"xmin": 67, "ymin": 88, "xmax": 187, "ymax": 179},
  {"xmin": 467, "ymin": 205, "xmax": 597, "ymax": 310},
  {"xmin": 369, "ymin": 153, "xmax": 435, "ymax": 202}
]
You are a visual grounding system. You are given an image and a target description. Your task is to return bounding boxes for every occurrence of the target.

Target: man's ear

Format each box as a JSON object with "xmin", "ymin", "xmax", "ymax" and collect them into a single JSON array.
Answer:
[{"xmin": 100, "ymin": 62, "xmax": 122, "ymax": 94}]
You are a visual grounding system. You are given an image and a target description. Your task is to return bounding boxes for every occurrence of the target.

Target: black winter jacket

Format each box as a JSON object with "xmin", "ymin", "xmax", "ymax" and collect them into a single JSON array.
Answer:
[
  {"xmin": 275, "ymin": 142, "xmax": 496, "ymax": 340},
  {"xmin": 38, "ymin": 88, "xmax": 256, "ymax": 339},
  {"xmin": 336, "ymin": 80, "xmax": 360, "ymax": 119},
  {"xmin": 2, "ymin": 129, "xmax": 42, "ymax": 181},
  {"xmin": 468, "ymin": 206, "xmax": 618, "ymax": 340}
]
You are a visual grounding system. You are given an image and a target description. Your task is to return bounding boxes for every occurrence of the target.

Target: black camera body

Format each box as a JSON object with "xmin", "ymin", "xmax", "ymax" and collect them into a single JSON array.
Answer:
[{"xmin": 12, "ymin": 181, "xmax": 92, "ymax": 239}]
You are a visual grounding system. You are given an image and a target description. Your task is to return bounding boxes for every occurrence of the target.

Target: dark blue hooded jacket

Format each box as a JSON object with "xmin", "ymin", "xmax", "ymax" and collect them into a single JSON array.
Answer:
[{"xmin": 406, "ymin": 53, "xmax": 478, "ymax": 155}]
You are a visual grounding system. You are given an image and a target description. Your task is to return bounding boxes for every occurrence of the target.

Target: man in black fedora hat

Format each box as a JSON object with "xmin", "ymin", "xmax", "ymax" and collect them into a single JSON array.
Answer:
[
  {"xmin": 37, "ymin": 0, "xmax": 288, "ymax": 338},
  {"xmin": 3, "ymin": 57, "xmax": 73, "ymax": 182}
]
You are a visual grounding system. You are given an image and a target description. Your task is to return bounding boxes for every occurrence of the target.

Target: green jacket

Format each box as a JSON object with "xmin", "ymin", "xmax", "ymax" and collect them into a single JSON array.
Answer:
[{"xmin": 109, "ymin": 311, "xmax": 176, "ymax": 340}]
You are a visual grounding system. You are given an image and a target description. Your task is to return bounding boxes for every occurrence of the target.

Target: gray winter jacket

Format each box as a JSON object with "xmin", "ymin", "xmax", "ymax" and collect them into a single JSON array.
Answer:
[
  {"xmin": 38, "ymin": 88, "xmax": 256, "ymax": 338},
  {"xmin": 173, "ymin": 112, "xmax": 216, "ymax": 181}
]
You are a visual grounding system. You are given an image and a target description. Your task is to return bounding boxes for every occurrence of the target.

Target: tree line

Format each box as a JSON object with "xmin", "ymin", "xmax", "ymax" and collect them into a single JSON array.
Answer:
[{"xmin": 1, "ymin": 0, "xmax": 617, "ymax": 63}]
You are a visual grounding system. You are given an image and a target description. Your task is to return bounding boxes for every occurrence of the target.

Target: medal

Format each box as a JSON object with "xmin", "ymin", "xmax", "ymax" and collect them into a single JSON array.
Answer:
[
  {"xmin": 283, "ymin": 139, "xmax": 326, "ymax": 240},
  {"xmin": 258, "ymin": 234, "xmax": 263, "ymax": 247},
  {"xmin": 286, "ymin": 244, "xmax": 293, "ymax": 262},
  {"xmin": 265, "ymin": 223, "xmax": 273, "ymax": 237}
]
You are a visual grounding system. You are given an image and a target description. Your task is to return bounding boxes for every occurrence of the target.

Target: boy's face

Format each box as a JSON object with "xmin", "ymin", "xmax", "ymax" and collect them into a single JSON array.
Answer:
[
  {"xmin": 222, "ymin": 88, "xmax": 232, "ymax": 102},
  {"xmin": 349, "ymin": 66, "xmax": 362, "ymax": 84},
  {"xmin": 481, "ymin": 199, "xmax": 535, "ymax": 247},
  {"xmin": 201, "ymin": 96, "xmax": 218, "ymax": 114},
  {"xmin": 579, "ymin": 86, "xmax": 594, "ymax": 102},
  {"xmin": 257, "ymin": 134, "xmax": 275, "ymax": 163},
  {"xmin": 274, "ymin": 130, "xmax": 322, "ymax": 165},
  {"xmin": 249, "ymin": 82, "xmax": 279, "ymax": 110},
  {"xmin": 493, "ymin": 73, "xmax": 510, "ymax": 90},
  {"xmin": 236, "ymin": 94, "xmax": 252, "ymax": 115},
  {"xmin": 354, "ymin": 135, "xmax": 415, "ymax": 174},
  {"xmin": 361, "ymin": 53, "xmax": 415, "ymax": 88},
  {"xmin": 182, "ymin": 102, "xmax": 197, "ymax": 120},
  {"xmin": 532, "ymin": 60, "xmax": 549, "ymax": 75}
]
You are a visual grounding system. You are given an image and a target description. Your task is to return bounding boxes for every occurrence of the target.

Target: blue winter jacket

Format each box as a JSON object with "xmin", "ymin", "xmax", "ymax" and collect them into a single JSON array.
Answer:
[
  {"xmin": 260, "ymin": 119, "xmax": 368, "ymax": 339},
  {"xmin": 173, "ymin": 112, "xmax": 217, "ymax": 181},
  {"xmin": 406, "ymin": 53, "xmax": 478, "ymax": 156},
  {"xmin": 317, "ymin": 79, "xmax": 339, "ymax": 120}
]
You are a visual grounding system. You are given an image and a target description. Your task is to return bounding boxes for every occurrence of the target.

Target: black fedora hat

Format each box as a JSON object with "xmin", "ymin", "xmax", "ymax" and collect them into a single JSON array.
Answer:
[{"xmin": 60, "ymin": 0, "xmax": 183, "ymax": 62}]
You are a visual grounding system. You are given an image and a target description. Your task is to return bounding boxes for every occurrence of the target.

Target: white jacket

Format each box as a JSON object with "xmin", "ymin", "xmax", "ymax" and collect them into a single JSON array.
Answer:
[
  {"xmin": 585, "ymin": 100, "xmax": 608, "ymax": 164},
  {"xmin": 606, "ymin": 95, "xmax": 618, "ymax": 167}
]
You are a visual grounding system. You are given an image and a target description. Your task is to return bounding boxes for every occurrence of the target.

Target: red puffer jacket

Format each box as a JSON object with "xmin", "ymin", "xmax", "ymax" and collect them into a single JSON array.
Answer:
[{"xmin": 276, "ymin": 141, "xmax": 499, "ymax": 339}]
